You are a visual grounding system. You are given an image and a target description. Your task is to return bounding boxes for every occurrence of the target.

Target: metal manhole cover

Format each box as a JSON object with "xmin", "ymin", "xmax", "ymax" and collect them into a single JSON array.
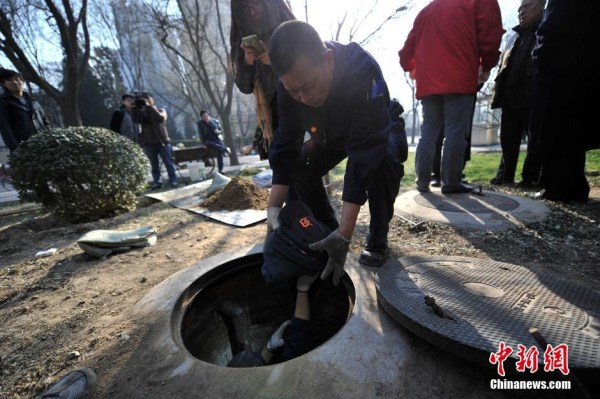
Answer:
[
  {"xmin": 376, "ymin": 255, "xmax": 600, "ymax": 370},
  {"xmin": 414, "ymin": 192, "xmax": 519, "ymax": 213}
]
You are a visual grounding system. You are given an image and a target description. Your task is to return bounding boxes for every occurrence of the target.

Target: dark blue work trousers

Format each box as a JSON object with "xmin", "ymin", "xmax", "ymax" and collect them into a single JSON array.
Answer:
[{"xmin": 287, "ymin": 129, "xmax": 405, "ymax": 251}]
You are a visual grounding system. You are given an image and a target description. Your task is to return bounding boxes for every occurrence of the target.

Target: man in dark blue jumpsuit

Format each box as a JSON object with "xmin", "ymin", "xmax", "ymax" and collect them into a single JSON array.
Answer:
[{"xmin": 266, "ymin": 21, "xmax": 407, "ymax": 279}]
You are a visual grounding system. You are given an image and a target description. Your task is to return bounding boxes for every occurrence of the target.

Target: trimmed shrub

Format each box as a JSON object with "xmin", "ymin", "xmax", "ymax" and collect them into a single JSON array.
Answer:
[{"xmin": 9, "ymin": 126, "xmax": 150, "ymax": 223}]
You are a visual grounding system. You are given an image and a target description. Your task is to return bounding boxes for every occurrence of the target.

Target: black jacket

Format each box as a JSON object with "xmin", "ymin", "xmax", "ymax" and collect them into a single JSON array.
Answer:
[
  {"xmin": 491, "ymin": 22, "xmax": 540, "ymax": 110},
  {"xmin": 269, "ymin": 41, "xmax": 406, "ymax": 205},
  {"xmin": 109, "ymin": 106, "xmax": 126, "ymax": 133},
  {"xmin": 0, "ymin": 90, "xmax": 51, "ymax": 152},
  {"xmin": 197, "ymin": 119, "xmax": 222, "ymax": 144},
  {"xmin": 131, "ymin": 105, "xmax": 170, "ymax": 147}
]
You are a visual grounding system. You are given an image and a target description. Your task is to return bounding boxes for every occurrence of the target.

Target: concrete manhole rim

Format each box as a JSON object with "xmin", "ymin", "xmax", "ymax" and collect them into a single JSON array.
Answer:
[
  {"xmin": 171, "ymin": 250, "xmax": 357, "ymax": 367},
  {"xmin": 394, "ymin": 189, "xmax": 550, "ymax": 231},
  {"xmin": 132, "ymin": 244, "xmax": 408, "ymax": 389}
]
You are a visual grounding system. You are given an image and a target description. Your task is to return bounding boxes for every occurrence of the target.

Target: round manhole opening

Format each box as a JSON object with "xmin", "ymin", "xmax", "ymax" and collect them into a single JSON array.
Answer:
[{"xmin": 177, "ymin": 253, "xmax": 356, "ymax": 367}]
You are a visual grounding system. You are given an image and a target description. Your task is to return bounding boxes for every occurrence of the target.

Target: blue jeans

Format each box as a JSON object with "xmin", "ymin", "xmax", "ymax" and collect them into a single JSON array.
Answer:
[
  {"xmin": 204, "ymin": 140, "xmax": 228, "ymax": 173},
  {"xmin": 416, "ymin": 94, "xmax": 475, "ymax": 191},
  {"xmin": 287, "ymin": 123, "xmax": 406, "ymax": 251},
  {"xmin": 144, "ymin": 143, "xmax": 178, "ymax": 185}
]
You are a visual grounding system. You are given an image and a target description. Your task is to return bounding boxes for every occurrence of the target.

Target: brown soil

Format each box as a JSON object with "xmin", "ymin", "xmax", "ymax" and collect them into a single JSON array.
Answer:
[
  {"xmin": 202, "ymin": 177, "xmax": 270, "ymax": 211},
  {"xmin": 0, "ymin": 180, "xmax": 599, "ymax": 398}
]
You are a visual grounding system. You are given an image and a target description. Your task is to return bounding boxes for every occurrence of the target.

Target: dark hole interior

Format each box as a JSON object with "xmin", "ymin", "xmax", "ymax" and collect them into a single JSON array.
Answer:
[{"xmin": 180, "ymin": 254, "xmax": 355, "ymax": 367}]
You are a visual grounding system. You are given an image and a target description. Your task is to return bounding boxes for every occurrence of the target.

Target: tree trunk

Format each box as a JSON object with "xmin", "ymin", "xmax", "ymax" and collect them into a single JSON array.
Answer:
[{"xmin": 220, "ymin": 117, "xmax": 239, "ymax": 166}]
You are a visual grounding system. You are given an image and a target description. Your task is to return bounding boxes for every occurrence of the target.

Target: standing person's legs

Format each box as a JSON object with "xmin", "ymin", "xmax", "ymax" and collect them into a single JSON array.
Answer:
[
  {"xmin": 440, "ymin": 94, "xmax": 474, "ymax": 192},
  {"xmin": 463, "ymin": 94, "xmax": 477, "ymax": 169},
  {"xmin": 144, "ymin": 145, "xmax": 161, "ymax": 187},
  {"xmin": 415, "ymin": 95, "xmax": 444, "ymax": 192},
  {"xmin": 158, "ymin": 143, "xmax": 178, "ymax": 186},
  {"xmin": 520, "ymin": 109, "xmax": 541, "ymax": 186},
  {"xmin": 288, "ymin": 144, "xmax": 346, "ymax": 231},
  {"xmin": 431, "ymin": 125, "xmax": 444, "ymax": 185},
  {"xmin": 361, "ymin": 125, "xmax": 406, "ymax": 265},
  {"xmin": 494, "ymin": 109, "xmax": 522, "ymax": 184},
  {"xmin": 529, "ymin": 71, "xmax": 552, "ymax": 191},
  {"xmin": 540, "ymin": 151, "xmax": 589, "ymax": 202}
]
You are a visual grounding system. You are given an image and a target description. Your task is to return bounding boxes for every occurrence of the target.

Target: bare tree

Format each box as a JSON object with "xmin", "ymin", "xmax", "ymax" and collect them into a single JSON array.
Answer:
[
  {"xmin": 312, "ymin": 0, "xmax": 414, "ymax": 43},
  {"xmin": 150, "ymin": 0, "xmax": 239, "ymax": 164},
  {"xmin": 0, "ymin": 0, "xmax": 91, "ymax": 126},
  {"xmin": 403, "ymin": 72, "xmax": 419, "ymax": 144}
]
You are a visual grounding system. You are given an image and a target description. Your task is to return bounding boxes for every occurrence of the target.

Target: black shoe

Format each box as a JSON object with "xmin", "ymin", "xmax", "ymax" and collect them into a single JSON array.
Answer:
[
  {"xmin": 515, "ymin": 180, "xmax": 537, "ymax": 189},
  {"xmin": 149, "ymin": 182, "xmax": 162, "ymax": 190},
  {"xmin": 441, "ymin": 183, "xmax": 473, "ymax": 194},
  {"xmin": 358, "ymin": 247, "xmax": 388, "ymax": 267},
  {"xmin": 490, "ymin": 177, "xmax": 515, "ymax": 187},
  {"xmin": 430, "ymin": 178, "xmax": 441, "ymax": 188},
  {"xmin": 170, "ymin": 182, "xmax": 179, "ymax": 188}
]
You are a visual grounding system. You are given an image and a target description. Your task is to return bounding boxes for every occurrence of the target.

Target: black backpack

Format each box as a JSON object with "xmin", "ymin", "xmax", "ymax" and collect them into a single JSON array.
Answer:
[{"xmin": 262, "ymin": 201, "xmax": 331, "ymax": 283}]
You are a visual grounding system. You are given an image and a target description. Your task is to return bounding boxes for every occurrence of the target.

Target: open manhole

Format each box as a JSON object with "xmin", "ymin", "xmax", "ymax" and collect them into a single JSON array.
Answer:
[{"xmin": 175, "ymin": 253, "xmax": 355, "ymax": 367}]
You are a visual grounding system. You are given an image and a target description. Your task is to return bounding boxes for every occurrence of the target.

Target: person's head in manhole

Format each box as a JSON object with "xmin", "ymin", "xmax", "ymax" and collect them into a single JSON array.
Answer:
[{"xmin": 227, "ymin": 273, "xmax": 317, "ymax": 367}]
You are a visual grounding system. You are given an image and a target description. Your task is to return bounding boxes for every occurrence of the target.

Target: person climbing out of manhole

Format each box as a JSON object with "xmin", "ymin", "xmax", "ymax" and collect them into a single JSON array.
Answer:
[
  {"xmin": 227, "ymin": 273, "xmax": 319, "ymax": 367},
  {"xmin": 227, "ymin": 200, "xmax": 333, "ymax": 367}
]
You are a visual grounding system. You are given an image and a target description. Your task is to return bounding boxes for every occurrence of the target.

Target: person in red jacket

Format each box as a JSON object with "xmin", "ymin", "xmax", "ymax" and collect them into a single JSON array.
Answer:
[{"xmin": 399, "ymin": 0, "xmax": 504, "ymax": 194}]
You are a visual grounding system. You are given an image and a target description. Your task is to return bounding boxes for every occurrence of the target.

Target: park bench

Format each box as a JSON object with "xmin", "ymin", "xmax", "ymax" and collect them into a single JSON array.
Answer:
[{"xmin": 173, "ymin": 145, "xmax": 219, "ymax": 174}]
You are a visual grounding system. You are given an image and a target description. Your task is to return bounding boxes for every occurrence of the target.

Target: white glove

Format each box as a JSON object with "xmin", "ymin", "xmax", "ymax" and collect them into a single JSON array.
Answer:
[
  {"xmin": 309, "ymin": 230, "xmax": 350, "ymax": 286},
  {"xmin": 266, "ymin": 207, "xmax": 281, "ymax": 233},
  {"xmin": 267, "ymin": 320, "xmax": 292, "ymax": 352}
]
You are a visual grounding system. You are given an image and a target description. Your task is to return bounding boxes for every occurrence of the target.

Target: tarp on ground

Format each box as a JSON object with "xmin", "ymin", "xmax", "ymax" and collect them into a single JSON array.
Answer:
[{"xmin": 145, "ymin": 180, "xmax": 267, "ymax": 227}]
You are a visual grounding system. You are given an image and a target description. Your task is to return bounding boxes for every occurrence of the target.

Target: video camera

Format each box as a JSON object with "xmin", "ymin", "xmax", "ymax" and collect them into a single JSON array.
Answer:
[{"xmin": 132, "ymin": 91, "xmax": 149, "ymax": 110}]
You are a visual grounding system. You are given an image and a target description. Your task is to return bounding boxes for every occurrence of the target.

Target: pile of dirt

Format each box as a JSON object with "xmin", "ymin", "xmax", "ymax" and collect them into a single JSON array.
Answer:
[{"xmin": 202, "ymin": 177, "xmax": 270, "ymax": 211}]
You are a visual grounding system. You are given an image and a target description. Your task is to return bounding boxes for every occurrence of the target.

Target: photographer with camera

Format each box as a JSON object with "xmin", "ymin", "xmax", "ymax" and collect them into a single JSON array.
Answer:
[
  {"xmin": 197, "ymin": 110, "xmax": 230, "ymax": 174},
  {"xmin": 132, "ymin": 92, "xmax": 178, "ymax": 189}
]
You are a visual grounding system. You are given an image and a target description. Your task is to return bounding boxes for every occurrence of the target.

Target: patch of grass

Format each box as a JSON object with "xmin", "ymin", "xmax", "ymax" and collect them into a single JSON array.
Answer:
[
  {"xmin": 587, "ymin": 149, "xmax": 600, "ymax": 172},
  {"xmin": 324, "ymin": 149, "xmax": 600, "ymax": 186},
  {"xmin": 464, "ymin": 152, "xmax": 503, "ymax": 183}
]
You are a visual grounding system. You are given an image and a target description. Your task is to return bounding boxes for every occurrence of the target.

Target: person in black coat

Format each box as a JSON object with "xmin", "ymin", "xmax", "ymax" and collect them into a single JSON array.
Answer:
[
  {"xmin": 109, "ymin": 93, "xmax": 139, "ymax": 144},
  {"xmin": 490, "ymin": 0, "xmax": 545, "ymax": 188},
  {"xmin": 528, "ymin": 0, "xmax": 598, "ymax": 202},
  {"xmin": 0, "ymin": 68, "xmax": 51, "ymax": 153},
  {"xmin": 230, "ymin": 0, "xmax": 296, "ymax": 159}
]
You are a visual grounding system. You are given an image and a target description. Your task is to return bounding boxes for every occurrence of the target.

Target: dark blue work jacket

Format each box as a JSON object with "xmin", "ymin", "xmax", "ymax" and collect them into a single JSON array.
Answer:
[{"xmin": 270, "ymin": 41, "xmax": 402, "ymax": 205}]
